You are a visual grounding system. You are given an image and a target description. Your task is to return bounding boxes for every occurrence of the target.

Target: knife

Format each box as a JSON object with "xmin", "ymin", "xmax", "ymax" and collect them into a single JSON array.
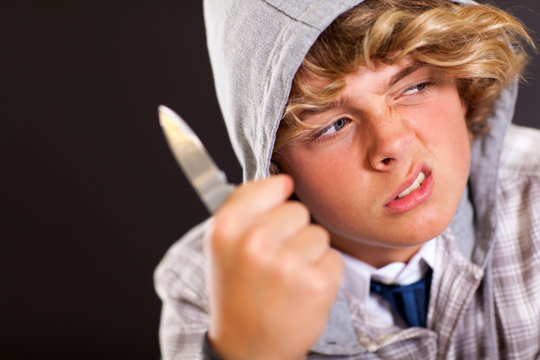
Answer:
[{"xmin": 158, "ymin": 105, "xmax": 235, "ymax": 214}]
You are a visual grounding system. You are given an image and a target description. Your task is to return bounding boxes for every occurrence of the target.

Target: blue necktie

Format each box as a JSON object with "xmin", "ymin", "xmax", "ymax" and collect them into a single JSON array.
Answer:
[{"xmin": 370, "ymin": 268, "xmax": 433, "ymax": 328}]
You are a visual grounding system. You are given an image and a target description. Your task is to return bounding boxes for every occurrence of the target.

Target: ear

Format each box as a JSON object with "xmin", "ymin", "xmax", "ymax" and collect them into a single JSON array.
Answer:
[
  {"xmin": 460, "ymin": 96, "xmax": 468, "ymax": 117},
  {"xmin": 269, "ymin": 161, "xmax": 283, "ymax": 175}
]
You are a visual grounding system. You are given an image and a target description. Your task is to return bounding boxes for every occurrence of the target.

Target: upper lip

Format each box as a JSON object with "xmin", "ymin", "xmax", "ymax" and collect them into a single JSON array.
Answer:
[{"xmin": 384, "ymin": 163, "xmax": 430, "ymax": 205}]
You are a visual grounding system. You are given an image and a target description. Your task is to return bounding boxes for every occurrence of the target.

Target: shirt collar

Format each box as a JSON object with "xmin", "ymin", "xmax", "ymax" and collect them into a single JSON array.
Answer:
[{"xmin": 339, "ymin": 237, "xmax": 437, "ymax": 302}]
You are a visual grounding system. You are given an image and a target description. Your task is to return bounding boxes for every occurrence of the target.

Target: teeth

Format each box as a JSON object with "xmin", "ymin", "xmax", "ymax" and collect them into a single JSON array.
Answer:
[{"xmin": 397, "ymin": 172, "xmax": 425, "ymax": 199}]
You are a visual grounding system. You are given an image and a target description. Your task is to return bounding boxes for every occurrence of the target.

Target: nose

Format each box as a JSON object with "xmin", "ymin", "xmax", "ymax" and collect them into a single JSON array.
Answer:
[{"xmin": 367, "ymin": 111, "xmax": 415, "ymax": 171}]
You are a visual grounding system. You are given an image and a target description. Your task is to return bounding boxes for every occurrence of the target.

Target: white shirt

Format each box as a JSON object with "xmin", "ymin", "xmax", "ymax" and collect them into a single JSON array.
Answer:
[{"xmin": 339, "ymin": 238, "xmax": 437, "ymax": 327}]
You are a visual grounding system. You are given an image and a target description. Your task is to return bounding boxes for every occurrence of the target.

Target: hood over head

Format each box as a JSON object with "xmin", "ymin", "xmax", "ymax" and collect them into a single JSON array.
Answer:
[
  {"xmin": 204, "ymin": 0, "xmax": 367, "ymax": 182},
  {"xmin": 204, "ymin": 0, "xmax": 484, "ymax": 181},
  {"xmin": 203, "ymin": 0, "xmax": 518, "ymax": 267}
]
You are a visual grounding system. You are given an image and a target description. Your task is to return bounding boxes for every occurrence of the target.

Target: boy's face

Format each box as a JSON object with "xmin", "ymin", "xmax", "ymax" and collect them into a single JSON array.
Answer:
[{"xmin": 277, "ymin": 57, "xmax": 470, "ymax": 265}]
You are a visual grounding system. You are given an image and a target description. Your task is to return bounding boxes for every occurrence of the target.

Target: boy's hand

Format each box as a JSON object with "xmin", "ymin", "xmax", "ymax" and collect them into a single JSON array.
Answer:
[{"xmin": 206, "ymin": 174, "xmax": 343, "ymax": 360}]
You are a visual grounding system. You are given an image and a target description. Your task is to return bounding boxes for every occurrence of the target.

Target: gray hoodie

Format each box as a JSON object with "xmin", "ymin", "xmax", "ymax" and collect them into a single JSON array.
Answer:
[
  {"xmin": 155, "ymin": 0, "xmax": 540, "ymax": 358},
  {"xmin": 204, "ymin": 0, "xmax": 493, "ymax": 263}
]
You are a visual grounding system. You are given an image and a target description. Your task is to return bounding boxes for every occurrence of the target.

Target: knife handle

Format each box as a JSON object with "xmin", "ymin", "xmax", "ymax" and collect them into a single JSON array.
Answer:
[{"xmin": 195, "ymin": 168, "xmax": 236, "ymax": 214}]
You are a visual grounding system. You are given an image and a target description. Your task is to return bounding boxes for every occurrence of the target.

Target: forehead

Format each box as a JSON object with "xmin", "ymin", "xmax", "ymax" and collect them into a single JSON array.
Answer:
[
  {"xmin": 342, "ymin": 57, "xmax": 424, "ymax": 92},
  {"xmin": 301, "ymin": 56, "xmax": 432, "ymax": 99},
  {"xmin": 298, "ymin": 57, "xmax": 442, "ymax": 117}
]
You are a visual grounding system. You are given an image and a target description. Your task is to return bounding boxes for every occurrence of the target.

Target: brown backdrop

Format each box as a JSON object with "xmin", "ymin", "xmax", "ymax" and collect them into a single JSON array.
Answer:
[{"xmin": 2, "ymin": 1, "xmax": 538, "ymax": 358}]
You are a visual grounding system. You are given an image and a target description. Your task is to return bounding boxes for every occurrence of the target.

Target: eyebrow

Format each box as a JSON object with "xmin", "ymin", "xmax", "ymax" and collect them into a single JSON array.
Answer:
[
  {"xmin": 298, "ymin": 97, "xmax": 352, "ymax": 119},
  {"xmin": 297, "ymin": 62, "xmax": 427, "ymax": 119},
  {"xmin": 387, "ymin": 62, "xmax": 426, "ymax": 89}
]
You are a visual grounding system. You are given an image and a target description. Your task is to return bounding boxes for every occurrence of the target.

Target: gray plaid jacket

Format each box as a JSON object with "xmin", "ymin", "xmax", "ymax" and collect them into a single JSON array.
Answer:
[{"xmin": 155, "ymin": 124, "xmax": 540, "ymax": 359}]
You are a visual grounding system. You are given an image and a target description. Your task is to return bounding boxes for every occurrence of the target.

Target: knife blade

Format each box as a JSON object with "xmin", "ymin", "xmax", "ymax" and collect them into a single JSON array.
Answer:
[{"xmin": 158, "ymin": 105, "xmax": 235, "ymax": 214}]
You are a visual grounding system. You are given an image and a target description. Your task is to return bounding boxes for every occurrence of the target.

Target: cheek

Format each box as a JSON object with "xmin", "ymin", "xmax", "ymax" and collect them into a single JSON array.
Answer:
[
  {"xmin": 281, "ymin": 139, "xmax": 356, "ymax": 187},
  {"xmin": 439, "ymin": 101, "xmax": 470, "ymax": 165},
  {"xmin": 280, "ymin": 147, "xmax": 360, "ymax": 214},
  {"xmin": 286, "ymin": 155, "xmax": 341, "ymax": 201},
  {"xmin": 411, "ymin": 93, "xmax": 470, "ymax": 158},
  {"xmin": 279, "ymin": 148, "xmax": 322, "ymax": 199},
  {"xmin": 420, "ymin": 95, "xmax": 471, "ymax": 205}
]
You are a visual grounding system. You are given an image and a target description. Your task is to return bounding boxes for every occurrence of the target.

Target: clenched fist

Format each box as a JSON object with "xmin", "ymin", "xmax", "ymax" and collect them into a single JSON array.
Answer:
[{"xmin": 206, "ymin": 175, "xmax": 343, "ymax": 360}]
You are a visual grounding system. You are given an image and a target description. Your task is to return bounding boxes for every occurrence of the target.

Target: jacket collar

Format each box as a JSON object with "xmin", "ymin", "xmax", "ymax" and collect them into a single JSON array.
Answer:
[{"xmin": 310, "ymin": 290, "xmax": 365, "ymax": 355}]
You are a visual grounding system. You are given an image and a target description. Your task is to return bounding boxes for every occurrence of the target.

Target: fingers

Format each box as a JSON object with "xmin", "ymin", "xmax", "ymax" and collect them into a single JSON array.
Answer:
[
  {"xmin": 237, "ymin": 200, "xmax": 309, "ymax": 254},
  {"xmin": 316, "ymin": 249, "xmax": 344, "ymax": 292},
  {"xmin": 280, "ymin": 229, "xmax": 343, "ymax": 293},
  {"xmin": 211, "ymin": 174, "xmax": 336, "ymax": 271},
  {"xmin": 223, "ymin": 174, "xmax": 294, "ymax": 221},
  {"xmin": 206, "ymin": 175, "xmax": 344, "ymax": 360},
  {"xmin": 213, "ymin": 174, "xmax": 294, "ymax": 241},
  {"xmin": 278, "ymin": 224, "xmax": 330, "ymax": 264}
]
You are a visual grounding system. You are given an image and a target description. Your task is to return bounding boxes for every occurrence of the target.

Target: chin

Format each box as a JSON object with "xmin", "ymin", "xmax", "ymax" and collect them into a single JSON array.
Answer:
[{"xmin": 391, "ymin": 214, "xmax": 453, "ymax": 246}]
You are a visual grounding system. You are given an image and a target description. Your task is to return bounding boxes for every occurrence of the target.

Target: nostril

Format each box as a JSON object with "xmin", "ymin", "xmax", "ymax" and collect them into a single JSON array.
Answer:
[{"xmin": 382, "ymin": 158, "xmax": 392, "ymax": 165}]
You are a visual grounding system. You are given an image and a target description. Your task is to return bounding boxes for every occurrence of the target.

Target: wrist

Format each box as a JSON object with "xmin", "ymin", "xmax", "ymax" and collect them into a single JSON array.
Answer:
[{"xmin": 204, "ymin": 331, "xmax": 306, "ymax": 360}]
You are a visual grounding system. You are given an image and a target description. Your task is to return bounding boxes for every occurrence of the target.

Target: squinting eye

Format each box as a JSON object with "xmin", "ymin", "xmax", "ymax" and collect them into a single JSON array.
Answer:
[
  {"xmin": 403, "ymin": 82, "xmax": 428, "ymax": 96},
  {"xmin": 320, "ymin": 118, "xmax": 349, "ymax": 137}
]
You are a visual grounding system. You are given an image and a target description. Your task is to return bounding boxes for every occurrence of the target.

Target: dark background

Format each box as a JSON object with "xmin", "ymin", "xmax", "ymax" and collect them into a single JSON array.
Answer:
[{"xmin": 2, "ymin": 1, "xmax": 539, "ymax": 359}]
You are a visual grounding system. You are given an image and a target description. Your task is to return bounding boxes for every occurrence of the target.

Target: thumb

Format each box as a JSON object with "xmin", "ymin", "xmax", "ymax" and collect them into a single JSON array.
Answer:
[{"xmin": 213, "ymin": 174, "xmax": 294, "ymax": 239}]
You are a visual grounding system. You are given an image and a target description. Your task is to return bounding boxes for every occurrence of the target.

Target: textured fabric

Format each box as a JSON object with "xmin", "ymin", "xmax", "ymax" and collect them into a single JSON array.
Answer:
[
  {"xmin": 204, "ymin": 0, "xmax": 367, "ymax": 181},
  {"xmin": 155, "ymin": 125, "xmax": 540, "ymax": 359},
  {"xmin": 340, "ymin": 238, "xmax": 435, "ymax": 327},
  {"xmin": 203, "ymin": 0, "xmax": 476, "ymax": 181},
  {"xmin": 155, "ymin": 0, "xmax": 540, "ymax": 358}
]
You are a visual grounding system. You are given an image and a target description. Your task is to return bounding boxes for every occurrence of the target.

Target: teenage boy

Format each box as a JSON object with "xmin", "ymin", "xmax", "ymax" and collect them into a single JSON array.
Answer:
[{"xmin": 155, "ymin": 0, "xmax": 538, "ymax": 359}]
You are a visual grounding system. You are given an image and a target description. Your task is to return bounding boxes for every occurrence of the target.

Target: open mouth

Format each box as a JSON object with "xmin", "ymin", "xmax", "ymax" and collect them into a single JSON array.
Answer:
[
  {"xmin": 384, "ymin": 166, "xmax": 434, "ymax": 213},
  {"xmin": 396, "ymin": 171, "xmax": 425, "ymax": 199}
]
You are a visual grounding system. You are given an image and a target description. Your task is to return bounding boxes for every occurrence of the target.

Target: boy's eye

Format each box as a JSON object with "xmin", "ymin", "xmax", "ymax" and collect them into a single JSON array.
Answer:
[
  {"xmin": 319, "ymin": 118, "xmax": 350, "ymax": 138},
  {"xmin": 403, "ymin": 82, "xmax": 429, "ymax": 96}
]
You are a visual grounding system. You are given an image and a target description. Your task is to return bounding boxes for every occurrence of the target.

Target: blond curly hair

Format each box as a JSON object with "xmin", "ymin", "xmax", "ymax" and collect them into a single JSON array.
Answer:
[{"xmin": 271, "ymin": 0, "xmax": 534, "ymax": 173}]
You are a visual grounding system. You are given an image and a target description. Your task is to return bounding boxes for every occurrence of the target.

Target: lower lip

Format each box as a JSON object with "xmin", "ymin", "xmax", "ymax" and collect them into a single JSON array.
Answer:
[{"xmin": 384, "ymin": 173, "xmax": 434, "ymax": 214}]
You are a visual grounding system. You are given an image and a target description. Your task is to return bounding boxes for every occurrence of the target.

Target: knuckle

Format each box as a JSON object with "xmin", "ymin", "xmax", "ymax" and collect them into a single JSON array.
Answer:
[
  {"xmin": 306, "ymin": 273, "xmax": 333, "ymax": 295},
  {"xmin": 286, "ymin": 201, "xmax": 310, "ymax": 223},
  {"xmin": 329, "ymin": 251, "xmax": 345, "ymax": 279},
  {"xmin": 225, "ymin": 181, "xmax": 251, "ymax": 200},
  {"xmin": 244, "ymin": 226, "xmax": 272, "ymax": 247},
  {"xmin": 238, "ymin": 227, "xmax": 273, "ymax": 264},
  {"xmin": 306, "ymin": 257, "xmax": 342, "ymax": 294},
  {"xmin": 210, "ymin": 211, "xmax": 236, "ymax": 247},
  {"xmin": 309, "ymin": 224, "xmax": 330, "ymax": 244},
  {"xmin": 273, "ymin": 252, "xmax": 300, "ymax": 277}
]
